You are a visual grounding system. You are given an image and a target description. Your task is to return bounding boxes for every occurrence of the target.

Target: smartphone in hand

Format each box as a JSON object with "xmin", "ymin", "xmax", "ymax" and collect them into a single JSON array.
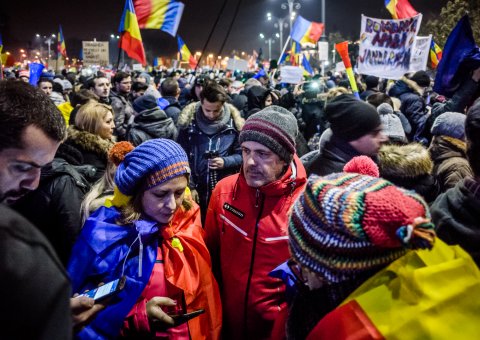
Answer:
[
  {"xmin": 169, "ymin": 309, "xmax": 205, "ymax": 326},
  {"xmin": 77, "ymin": 276, "xmax": 126, "ymax": 302}
]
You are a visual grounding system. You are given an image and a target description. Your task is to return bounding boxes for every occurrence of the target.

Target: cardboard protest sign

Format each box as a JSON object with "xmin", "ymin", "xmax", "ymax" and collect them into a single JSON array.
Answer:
[
  {"xmin": 409, "ymin": 35, "xmax": 432, "ymax": 72},
  {"xmin": 280, "ymin": 66, "xmax": 304, "ymax": 84}
]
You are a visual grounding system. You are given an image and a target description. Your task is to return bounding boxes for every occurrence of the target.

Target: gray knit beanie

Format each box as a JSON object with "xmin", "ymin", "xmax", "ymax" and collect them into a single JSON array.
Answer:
[
  {"xmin": 431, "ymin": 112, "xmax": 466, "ymax": 140},
  {"xmin": 377, "ymin": 103, "xmax": 407, "ymax": 143},
  {"xmin": 239, "ymin": 105, "xmax": 298, "ymax": 163}
]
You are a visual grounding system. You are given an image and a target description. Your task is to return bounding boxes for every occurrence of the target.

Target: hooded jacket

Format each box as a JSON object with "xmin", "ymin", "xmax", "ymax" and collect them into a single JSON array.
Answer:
[
  {"xmin": 68, "ymin": 202, "xmax": 222, "ymax": 340},
  {"xmin": 431, "ymin": 178, "xmax": 480, "ymax": 266},
  {"xmin": 378, "ymin": 143, "xmax": 438, "ymax": 203},
  {"xmin": 429, "ymin": 136, "xmax": 473, "ymax": 193},
  {"xmin": 204, "ymin": 155, "xmax": 307, "ymax": 340},
  {"xmin": 127, "ymin": 107, "xmax": 177, "ymax": 146},
  {"xmin": 177, "ymin": 102, "xmax": 244, "ymax": 215},
  {"xmin": 389, "ymin": 77, "xmax": 428, "ymax": 144},
  {"xmin": 64, "ymin": 126, "xmax": 115, "ymax": 184},
  {"xmin": 161, "ymin": 96, "xmax": 182, "ymax": 124}
]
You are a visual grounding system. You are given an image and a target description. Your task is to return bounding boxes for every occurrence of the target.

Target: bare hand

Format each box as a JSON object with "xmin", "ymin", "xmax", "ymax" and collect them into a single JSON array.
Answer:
[
  {"xmin": 71, "ymin": 295, "xmax": 105, "ymax": 332},
  {"xmin": 209, "ymin": 157, "xmax": 225, "ymax": 170},
  {"xmin": 472, "ymin": 67, "xmax": 480, "ymax": 82},
  {"xmin": 146, "ymin": 297, "xmax": 176, "ymax": 328}
]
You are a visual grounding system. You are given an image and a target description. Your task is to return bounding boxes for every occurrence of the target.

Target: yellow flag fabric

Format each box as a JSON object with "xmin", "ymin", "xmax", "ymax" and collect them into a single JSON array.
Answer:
[{"xmin": 343, "ymin": 240, "xmax": 480, "ymax": 338}]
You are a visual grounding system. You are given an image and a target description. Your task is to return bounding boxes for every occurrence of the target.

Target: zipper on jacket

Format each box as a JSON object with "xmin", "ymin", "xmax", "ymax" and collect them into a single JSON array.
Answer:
[{"xmin": 242, "ymin": 189, "xmax": 264, "ymax": 338}]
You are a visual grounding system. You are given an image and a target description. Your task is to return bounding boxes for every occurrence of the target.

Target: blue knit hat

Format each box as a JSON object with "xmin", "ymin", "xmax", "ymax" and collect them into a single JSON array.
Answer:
[
  {"xmin": 431, "ymin": 112, "xmax": 466, "ymax": 140},
  {"xmin": 115, "ymin": 139, "xmax": 190, "ymax": 196}
]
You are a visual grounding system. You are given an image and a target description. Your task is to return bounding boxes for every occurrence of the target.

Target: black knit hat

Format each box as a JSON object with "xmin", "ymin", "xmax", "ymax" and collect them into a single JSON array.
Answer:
[
  {"xmin": 239, "ymin": 105, "xmax": 298, "ymax": 163},
  {"xmin": 410, "ymin": 71, "xmax": 431, "ymax": 88},
  {"xmin": 133, "ymin": 94, "xmax": 158, "ymax": 113},
  {"xmin": 326, "ymin": 94, "xmax": 381, "ymax": 142}
]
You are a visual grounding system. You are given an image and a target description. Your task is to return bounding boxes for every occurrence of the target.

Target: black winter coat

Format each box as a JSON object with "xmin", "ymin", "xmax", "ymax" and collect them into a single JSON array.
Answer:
[
  {"xmin": 431, "ymin": 178, "xmax": 480, "ymax": 266},
  {"xmin": 127, "ymin": 107, "xmax": 177, "ymax": 146},
  {"xmin": 161, "ymin": 96, "xmax": 182, "ymax": 124},
  {"xmin": 13, "ymin": 159, "xmax": 92, "ymax": 265},
  {"xmin": 0, "ymin": 204, "xmax": 72, "ymax": 339}
]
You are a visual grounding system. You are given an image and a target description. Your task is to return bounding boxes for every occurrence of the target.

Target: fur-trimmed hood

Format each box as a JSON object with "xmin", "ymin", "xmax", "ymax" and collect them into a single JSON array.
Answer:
[
  {"xmin": 378, "ymin": 143, "xmax": 433, "ymax": 178},
  {"xmin": 177, "ymin": 102, "xmax": 244, "ymax": 131},
  {"xmin": 65, "ymin": 126, "xmax": 115, "ymax": 159},
  {"xmin": 389, "ymin": 76, "xmax": 425, "ymax": 97}
]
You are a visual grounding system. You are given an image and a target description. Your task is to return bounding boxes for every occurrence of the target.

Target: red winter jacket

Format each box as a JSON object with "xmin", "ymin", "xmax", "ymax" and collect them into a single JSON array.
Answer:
[{"xmin": 204, "ymin": 155, "xmax": 307, "ymax": 340}]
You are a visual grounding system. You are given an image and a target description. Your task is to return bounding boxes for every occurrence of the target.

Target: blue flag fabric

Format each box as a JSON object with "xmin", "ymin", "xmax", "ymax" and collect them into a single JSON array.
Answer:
[
  {"xmin": 253, "ymin": 68, "xmax": 267, "ymax": 79},
  {"xmin": 29, "ymin": 62, "xmax": 45, "ymax": 86},
  {"xmin": 302, "ymin": 54, "xmax": 314, "ymax": 75},
  {"xmin": 433, "ymin": 15, "xmax": 480, "ymax": 97},
  {"xmin": 278, "ymin": 52, "xmax": 288, "ymax": 65}
]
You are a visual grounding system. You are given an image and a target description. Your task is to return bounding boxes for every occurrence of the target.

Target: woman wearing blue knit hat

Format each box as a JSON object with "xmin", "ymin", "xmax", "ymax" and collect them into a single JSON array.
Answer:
[{"xmin": 67, "ymin": 139, "xmax": 222, "ymax": 339}]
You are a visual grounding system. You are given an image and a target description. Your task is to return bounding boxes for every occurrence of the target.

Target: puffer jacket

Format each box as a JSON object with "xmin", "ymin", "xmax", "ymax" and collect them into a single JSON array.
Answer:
[
  {"xmin": 378, "ymin": 143, "xmax": 438, "ymax": 203},
  {"xmin": 204, "ymin": 156, "xmax": 307, "ymax": 340},
  {"xmin": 110, "ymin": 90, "xmax": 134, "ymax": 140},
  {"xmin": 126, "ymin": 107, "xmax": 177, "ymax": 146},
  {"xmin": 13, "ymin": 158, "xmax": 93, "ymax": 265},
  {"xmin": 429, "ymin": 136, "xmax": 473, "ymax": 193},
  {"xmin": 389, "ymin": 77, "xmax": 428, "ymax": 144},
  {"xmin": 177, "ymin": 102, "xmax": 244, "ymax": 216}
]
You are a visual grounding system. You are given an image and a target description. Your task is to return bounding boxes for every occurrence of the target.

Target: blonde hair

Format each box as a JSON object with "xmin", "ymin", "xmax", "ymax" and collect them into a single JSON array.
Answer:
[{"xmin": 75, "ymin": 100, "xmax": 113, "ymax": 136}]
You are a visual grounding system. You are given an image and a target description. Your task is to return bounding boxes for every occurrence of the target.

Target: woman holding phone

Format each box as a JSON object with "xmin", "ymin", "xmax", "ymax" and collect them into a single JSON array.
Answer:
[{"xmin": 68, "ymin": 139, "xmax": 222, "ymax": 339}]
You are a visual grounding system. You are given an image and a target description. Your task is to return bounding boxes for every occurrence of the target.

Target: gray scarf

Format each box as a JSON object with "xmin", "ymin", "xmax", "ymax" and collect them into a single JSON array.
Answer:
[{"xmin": 195, "ymin": 103, "xmax": 231, "ymax": 135}]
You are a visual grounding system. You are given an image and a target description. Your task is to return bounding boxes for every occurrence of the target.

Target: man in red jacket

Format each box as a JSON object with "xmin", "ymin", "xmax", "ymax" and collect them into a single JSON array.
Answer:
[{"xmin": 205, "ymin": 105, "xmax": 307, "ymax": 339}]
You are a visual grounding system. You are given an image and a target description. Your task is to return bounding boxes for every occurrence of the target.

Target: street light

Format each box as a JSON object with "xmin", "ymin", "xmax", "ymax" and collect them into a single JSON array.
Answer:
[
  {"xmin": 267, "ymin": 12, "xmax": 288, "ymax": 55},
  {"xmin": 259, "ymin": 33, "xmax": 276, "ymax": 61},
  {"xmin": 281, "ymin": 0, "xmax": 301, "ymax": 43}
]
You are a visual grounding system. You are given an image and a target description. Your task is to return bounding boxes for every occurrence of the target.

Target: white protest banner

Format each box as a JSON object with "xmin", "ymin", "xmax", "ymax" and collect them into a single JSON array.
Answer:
[
  {"xmin": 82, "ymin": 41, "xmax": 109, "ymax": 67},
  {"xmin": 318, "ymin": 41, "xmax": 329, "ymax": 61},
  {"xmin": 280, "ymin": 66, "xmax": 304, "ymax": 84},
  {"xmin": 226, "ymin": 58, "xmax": 249, "ymax": 72},
  {"xmin": 357, "ymin": 14, "xmax": 422, "ymax": 79},
  {"xmin": 409, "ymin": 35, "xmax": 432, "ymax": 72},
  {"xmin": 132, "ymin": 63, "xmax": 145, "ymax": 71}
]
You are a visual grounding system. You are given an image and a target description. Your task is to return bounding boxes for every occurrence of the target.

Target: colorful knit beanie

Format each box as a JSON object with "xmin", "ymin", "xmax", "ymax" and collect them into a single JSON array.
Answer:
[
  {"xmin": 239, "ymin": 105, "xmax": 298, "ymax": 163},
  {"xmin": 288, "ymin": 172, "xmax": 435, "ymax": 284},
  {"xmin": 114, "ymin": 139, "xmax": 190, "ymax": 197}
]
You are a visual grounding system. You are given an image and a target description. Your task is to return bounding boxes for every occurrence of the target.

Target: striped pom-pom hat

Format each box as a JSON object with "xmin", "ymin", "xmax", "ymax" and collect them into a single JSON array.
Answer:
[
  {"xmin": 288, "ymin": 172, "xmax": 435, "ymax": 284},
  {"xmin": 239, "ymin": 105, "xmax": 298, "ymax": 163},
  {"xmin": 114, "ymin": 138, "xmax": 190, "ymax": 196}
]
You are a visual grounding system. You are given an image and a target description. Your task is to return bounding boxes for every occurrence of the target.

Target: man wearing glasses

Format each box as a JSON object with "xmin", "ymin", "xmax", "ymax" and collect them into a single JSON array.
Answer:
[{"xmin": 110, "ymin": 71, "xmax": 134, "ymax": 140}]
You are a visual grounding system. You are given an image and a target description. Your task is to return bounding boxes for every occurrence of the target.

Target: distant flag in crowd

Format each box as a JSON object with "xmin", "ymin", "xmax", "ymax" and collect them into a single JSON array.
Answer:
[
  {"xmin": 278, "ymin": 52, "xmax": 288, "ymax": 65},
  {"xmin": 134, "ymin": 0, "xmax": 184, "ymax": 37},
  {"xmin": 302, "ymin": 54, "xmax": 314, "ymax": 75},
  {"xmin": 177, "ymin": 36, "xmax": 197, "ymax": 69},
  {"xmin": 57, "ymin": 25, "xmax": 67, "ymax": 58},
  {"xmin": 434, "ymin": 15, "xmax": 480, "ymax": 97},
  {"xmin": 430, "ymin": 38, "xmax": 443, "ymax": 69},
  {"xmin": 253, "ymin": 68, "xmax": 266, "ymax": 79},
  {"xmin": 0, "ymin": 34, "xmax": 3, "ymax": 55},
  {"xmin": 290, "ymin": 40, "xmax": 301, "ymax": 66},
  {"xmin": 290, "ymin": 16, "xmax": 324, "ymax": 45},
  {"xmin": 119, "ymin": 0, "xmax": 147, "ymax": 65},
  {"xmin": 29, "ymin": 62, "xmax": 45, "ymax": 86},
  {"xmin": 0, "ymin": 34, "xmax": 3, "ymax": 79},
  {"xmin": 385, "ymin": 0, "xmax": 418, "ymax": 19}
]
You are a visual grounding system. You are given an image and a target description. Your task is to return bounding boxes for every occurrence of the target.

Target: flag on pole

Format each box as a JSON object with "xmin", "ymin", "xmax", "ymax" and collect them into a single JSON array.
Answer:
[
  {"xmin": 290, "ymin": 41, "xmax": 301, "ymax": 66},
  {"xmin": 0, "ymin": 34, "xmax": 3, "ymax": 80},
  {"xmin": 134, "ymin": 0, "xmax": 184, "ymax": 37},
  {"xmin": 302, "ymin": 54, "xmax": 314, "ymax": 75},
  {"xmin": 57, "ymin": 25, "xmax": 67, "ymax": 58},
  {"xmin": 433, "ymin": 15, "xmax": 480, "ymax": 97},
  {"xmin": 385, "ymin": 0, "xmax": 418, "ymax": 19},
  {"xmin": 177, "ymin": 36, "xmax": 197, "ymax": 69},
  {"xmin": 119, "ymin": 0, "xmax": 147, "ymax": 65},
  {"xmin": 430, "ymin": 38, "xmax": 443, "ymax": 69},
  {"xmin": 290, "ymin": 16, "xmax": 324, "ymax": 45},
  {"xmin": 0, "ymin": 34, "xmax": 3, "ymax": 55}
]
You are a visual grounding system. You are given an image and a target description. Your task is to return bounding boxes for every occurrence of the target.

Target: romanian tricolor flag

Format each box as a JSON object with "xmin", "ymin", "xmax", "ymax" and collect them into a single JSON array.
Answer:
[
  {"xmin": 119, "ymin": 0, "xmax": 147, "ymax": 66},
  {"xmin": 302, "ymin": 54, "xmax": 314, "ymax": 75},
  {"xmin": 0, "ymin": 34, "xmax": 3, "ymax": 55},
  {"xmin": 290, "ymin": 16, "xmax": 324, "ymax": 45},
  {"xmin": 57, "ymin": 25, "xmax": 67, "ymax": 58},
  {"xmin": 134, "ymin": 0, "xmax": 184, "ymax": 37},
  {"xmin": 430, "ymin": 38, "xmax": 443, "ymax": 69},
  {"xmin": 385, "ymin": 0, "xmax": 418, "ymax": 19},
  {"xmin": 177, "ymin": 36, "xmax": 196, "ymax": 69}
]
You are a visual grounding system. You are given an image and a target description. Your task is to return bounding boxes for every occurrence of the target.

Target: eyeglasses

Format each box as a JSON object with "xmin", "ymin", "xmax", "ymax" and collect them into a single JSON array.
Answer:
[{"xmin": 287, "ymin": 259, "xmax": 307, "ymax": 285}]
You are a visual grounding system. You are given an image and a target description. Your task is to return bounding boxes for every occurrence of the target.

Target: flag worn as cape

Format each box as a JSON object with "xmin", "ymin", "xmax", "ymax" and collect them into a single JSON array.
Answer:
[
  {"xmin": 177, "ymin": 35, "xmax": 197, "ymax": 69},
  {"xmin": 119, "ymin": 0, "xmax": 147, "ymax": 65},
  {"xmin": 290, "ymin": 16, "xmax": 324, "ymax": 45},
  {"xmin": 385, "ymin": 0, "xmax": 418, "ymax": 19},
  {"xmin": 57, "ymin": 25, "xmax": 67, "ymax": 58},
  {"xmin": 433, "ymin": 15, "xmax": 480, "ymax": 97},
  {"xmin": 134, "ymin": 0, "xmax": 184, "ymax": 37}
]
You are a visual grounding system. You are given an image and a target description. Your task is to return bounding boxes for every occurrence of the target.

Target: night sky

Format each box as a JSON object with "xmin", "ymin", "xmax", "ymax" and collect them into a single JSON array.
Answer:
[{"xmin": 0, "ymin": 0, "xmax": 447, "ymax": 61}]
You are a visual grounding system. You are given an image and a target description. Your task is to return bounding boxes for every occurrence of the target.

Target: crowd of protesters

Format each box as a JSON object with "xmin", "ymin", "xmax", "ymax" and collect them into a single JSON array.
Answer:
[{"xmin": 1, "ymin": 60, "xmax": 480, "ymax": 339}]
